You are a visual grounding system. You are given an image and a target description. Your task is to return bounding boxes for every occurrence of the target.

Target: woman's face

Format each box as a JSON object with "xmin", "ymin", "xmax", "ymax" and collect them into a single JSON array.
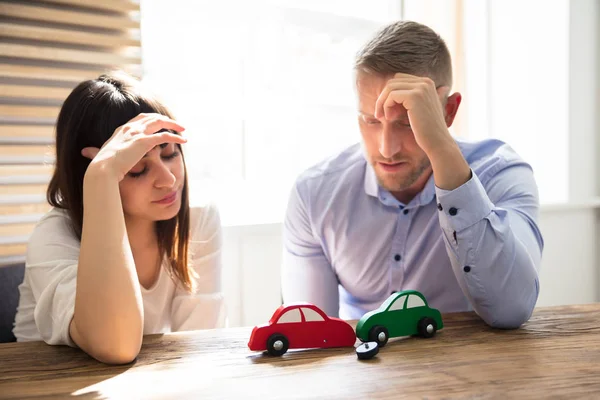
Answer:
[{"xmin": 119, "ymin": 143, "xmax": 185, "ymax": 223}]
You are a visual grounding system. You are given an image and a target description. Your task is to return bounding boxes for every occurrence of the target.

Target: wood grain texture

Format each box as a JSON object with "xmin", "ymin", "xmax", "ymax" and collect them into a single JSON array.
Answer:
[{"xmin": 0, "ymin": 304, "xmax": 599, "ymax": 399}]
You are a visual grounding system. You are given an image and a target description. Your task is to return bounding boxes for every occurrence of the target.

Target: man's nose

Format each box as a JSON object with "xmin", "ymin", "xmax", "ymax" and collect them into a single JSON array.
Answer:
[{"xmin": 379, "ymin": 124, "xmax": 402, "ymax": 159}]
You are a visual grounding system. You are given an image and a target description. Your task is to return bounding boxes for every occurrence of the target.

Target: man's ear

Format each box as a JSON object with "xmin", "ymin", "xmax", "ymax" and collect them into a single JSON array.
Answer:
[{"xmin": 444, "ymin": 92, "xmax": 462, "ymax": 127}]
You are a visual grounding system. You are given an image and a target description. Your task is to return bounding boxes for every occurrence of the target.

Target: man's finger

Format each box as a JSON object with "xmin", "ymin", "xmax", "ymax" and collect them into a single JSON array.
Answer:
[
  {"xmin": 383, "ymin": 90, "xmax": 411, "ymax": 120},
  {"xmin": 375, "ymin": 82, "xmax": 418, "ymax": 119},
  {"xmin": 392, "ymin": 72, "xmax": 424, "ymax": 81},
  {"xmin": 437, "ymin": 86, "xmax": 451, "ymax": 98}
]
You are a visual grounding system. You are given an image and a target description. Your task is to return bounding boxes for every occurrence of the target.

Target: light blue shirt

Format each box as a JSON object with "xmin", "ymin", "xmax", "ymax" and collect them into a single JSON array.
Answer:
[{"xmin": 282, "ymin": 138, "xmax": 543, "ymax": 328}]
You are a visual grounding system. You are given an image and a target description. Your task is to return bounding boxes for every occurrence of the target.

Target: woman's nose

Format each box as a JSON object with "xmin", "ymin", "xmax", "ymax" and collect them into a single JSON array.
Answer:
[{"xmin": 154, "ymin": 163, "xmax": 176, "ymax": 188}]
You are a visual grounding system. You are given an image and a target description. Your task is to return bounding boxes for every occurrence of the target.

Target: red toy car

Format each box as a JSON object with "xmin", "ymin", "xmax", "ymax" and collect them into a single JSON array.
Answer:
[{"xmin": 248, "ymin": 303, "xmax": 356, "ymax": 356}]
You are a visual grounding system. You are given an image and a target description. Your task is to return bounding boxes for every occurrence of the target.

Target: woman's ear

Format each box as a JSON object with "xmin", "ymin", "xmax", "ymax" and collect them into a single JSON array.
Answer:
[{"xmin": 444, "ymin": 92, "xmax": 462, "ymax": 127}]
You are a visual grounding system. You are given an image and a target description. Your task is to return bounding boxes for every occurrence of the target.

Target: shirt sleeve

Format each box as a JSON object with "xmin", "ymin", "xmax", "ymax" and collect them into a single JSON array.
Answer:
[
  {"xmin": 22, "ymin": 211, "xmax": 79, "ymax": 347},
  {"xmin": 281, "ymin": 181, "xmax": 340, "ymax": 317},
  {"xmin": 170, "ymin": 203, "xmax": 226, "ymax": 331},
  {"xmin": 435, "ymin": 161, "xmax": 543, "ymax": 328}
]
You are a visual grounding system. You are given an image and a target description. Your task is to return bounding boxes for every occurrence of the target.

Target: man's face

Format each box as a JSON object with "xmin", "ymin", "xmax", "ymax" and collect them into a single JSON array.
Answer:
[{"xmin": 356, "ymin": 72, "xmax": 433, "ymax": 196}]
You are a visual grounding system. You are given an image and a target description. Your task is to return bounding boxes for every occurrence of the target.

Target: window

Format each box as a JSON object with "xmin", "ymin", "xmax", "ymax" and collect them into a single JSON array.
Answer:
[
  {"xmin": 302, "ymin": 307, "xmax": 325, "ymax": 322},
  {"xmin": 404, "ymin": 0, "xmax": 570, "ymax": 204},
  {"xmin": 141, "ymin": 0, "xmax": 402, "ymax": 225},
  {"xmin": 406, "ymin": 294, "xmax": 425, "ymax": 308},
  {"xmin": 277, "ymin": 308, "xmax": 302, "ymax": 323},
  {"xmin": 388, "ymin": 295, "xmax": 407, "ymax": 311}
]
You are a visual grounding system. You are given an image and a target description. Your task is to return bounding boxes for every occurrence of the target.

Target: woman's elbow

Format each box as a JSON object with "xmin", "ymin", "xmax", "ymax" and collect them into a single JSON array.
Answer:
[
  {"xmin": 70, "ymin": 317, "xmax": 143, "ymax": 364},
  {"xmin": 89, "ymin": 341, "xmax": 141, "ymax": 365}
]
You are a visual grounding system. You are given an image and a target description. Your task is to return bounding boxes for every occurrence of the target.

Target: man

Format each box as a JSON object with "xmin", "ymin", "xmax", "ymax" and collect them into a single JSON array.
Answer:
[{"xmin": 281, "ymin": 21, "xmax": 543, "ymax": 328}]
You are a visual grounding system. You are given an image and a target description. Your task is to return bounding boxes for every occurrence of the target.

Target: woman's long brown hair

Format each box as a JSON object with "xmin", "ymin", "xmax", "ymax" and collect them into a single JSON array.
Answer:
[{"xmin": 46, "ymin": 72, "xmax": 193, "ymax": 291}]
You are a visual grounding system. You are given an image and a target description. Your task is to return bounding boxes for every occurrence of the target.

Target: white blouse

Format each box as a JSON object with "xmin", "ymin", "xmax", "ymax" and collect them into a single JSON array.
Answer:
[{"xmin": 13, "ymin": 202, "xmax": 225, "ymax": 346}]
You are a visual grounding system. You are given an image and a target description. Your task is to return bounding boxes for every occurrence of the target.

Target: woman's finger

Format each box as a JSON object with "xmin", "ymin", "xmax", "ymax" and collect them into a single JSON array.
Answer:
[
  {"xmin": 81, "ymin": 147, "xmax": 100, "ymax": 160},
  {"xmin": 141, "ymin": 116, "xmax": 185, "ymax": 135},
  {"xmin": 134, "ymin": 132, "xmax": 187, "ymax": 154},
  {"xmin": 150, "ymin": 131, "xmax": 188, "ymax": 145}
]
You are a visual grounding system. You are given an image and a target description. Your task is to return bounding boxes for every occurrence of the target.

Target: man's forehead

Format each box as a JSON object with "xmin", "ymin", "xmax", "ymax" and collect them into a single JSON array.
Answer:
[{"xmin": 356, "ymin": 73, "xmax": 388, "ymax": 92}]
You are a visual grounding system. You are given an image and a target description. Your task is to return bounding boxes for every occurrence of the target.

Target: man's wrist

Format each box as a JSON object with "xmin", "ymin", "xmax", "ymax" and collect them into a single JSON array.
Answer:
[{"xmin": 427, "ymin": 138, "xmax": 471, "ymax": 191}]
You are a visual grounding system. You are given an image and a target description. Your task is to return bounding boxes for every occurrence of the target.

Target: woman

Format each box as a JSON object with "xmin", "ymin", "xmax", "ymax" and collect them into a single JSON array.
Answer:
[{"xmin": 13, "ymin": 72, "xmax": 224, "ymax": 364}]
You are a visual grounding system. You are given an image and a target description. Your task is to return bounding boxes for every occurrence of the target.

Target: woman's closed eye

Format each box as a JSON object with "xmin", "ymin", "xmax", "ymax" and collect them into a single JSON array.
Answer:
[
  {"xmin": 127, "ymin": 151, "xmax": 180, "ymax": 179},
  {"xmin": 161, "ymin": 151, "xmax": 180, "ymax": 161}
]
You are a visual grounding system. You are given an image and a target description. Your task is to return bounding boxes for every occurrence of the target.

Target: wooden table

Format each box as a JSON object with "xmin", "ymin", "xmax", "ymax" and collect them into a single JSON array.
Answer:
[{"xmin": 1, "ymin": 304, "xmax": 599, "ymax": 399}]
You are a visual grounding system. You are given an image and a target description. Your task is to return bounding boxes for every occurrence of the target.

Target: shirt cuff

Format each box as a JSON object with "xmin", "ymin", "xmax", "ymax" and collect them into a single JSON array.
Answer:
[{"xmin": 435, "ymin": 170, "xmax": 494, "ymax": 233}]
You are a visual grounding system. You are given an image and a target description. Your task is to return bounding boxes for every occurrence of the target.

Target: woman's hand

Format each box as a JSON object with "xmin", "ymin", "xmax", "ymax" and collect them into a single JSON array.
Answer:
[{"xmin": 82, "ymin": 113, "xmax": 186, "ymax": 181}]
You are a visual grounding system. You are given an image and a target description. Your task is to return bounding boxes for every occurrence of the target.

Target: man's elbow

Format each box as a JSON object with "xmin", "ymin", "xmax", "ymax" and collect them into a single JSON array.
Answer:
[
  {"xmin": 480, "ymin": 275, "xmax": 539, "ymax": 329},
  {"xmin": 487, "ymin": 306, "xmax": 533, "ymax": 329},
  {"xmin": 485, "ymin": 295, "xmax": 537, "ymax": 329}
]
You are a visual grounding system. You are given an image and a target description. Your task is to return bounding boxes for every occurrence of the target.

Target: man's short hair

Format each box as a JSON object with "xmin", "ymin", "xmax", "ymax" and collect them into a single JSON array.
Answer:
[{"xmin": 355, "ymin": 20, "xmax": 453, "ymax": 89}]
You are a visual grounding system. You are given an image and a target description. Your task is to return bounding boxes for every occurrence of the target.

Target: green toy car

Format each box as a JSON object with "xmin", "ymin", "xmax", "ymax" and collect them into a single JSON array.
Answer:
[{"xmin": 356, "ymin": 290, "xmax": 443, "ymax": 347}]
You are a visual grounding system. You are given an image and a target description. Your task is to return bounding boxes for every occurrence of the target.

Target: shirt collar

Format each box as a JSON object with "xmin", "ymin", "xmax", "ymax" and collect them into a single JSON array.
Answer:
[
  {"xmin": 363, "ymin": 162, "xmax": 437, "ymax": 208},
  {"xmin": 364, "ymin": 162, "xmax": 379, "ymax": 198}
]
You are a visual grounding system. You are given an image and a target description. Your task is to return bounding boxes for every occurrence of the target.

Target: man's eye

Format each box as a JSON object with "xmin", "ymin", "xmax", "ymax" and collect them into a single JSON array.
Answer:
[{"xmin": 366, "ymin": 119, "xmax": 380, "ymax": 125}]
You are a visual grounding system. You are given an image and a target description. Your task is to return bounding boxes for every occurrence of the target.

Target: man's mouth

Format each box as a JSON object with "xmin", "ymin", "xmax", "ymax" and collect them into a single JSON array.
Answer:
[{"xmin": 378, "ymin": 161, "xmax": 408, "ymax": 172}]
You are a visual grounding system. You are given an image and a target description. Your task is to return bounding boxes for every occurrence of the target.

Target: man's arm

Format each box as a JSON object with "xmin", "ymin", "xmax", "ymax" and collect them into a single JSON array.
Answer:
[
  {"xmin": 373, "ymin": 73, "xmax": 542, "ymax": 328},
  {"xmin": 436, "ymin": 160, "xmax": 542, "ymax": 328},
  {"xmin": 281, "ymin": 182, "xmax": 340, "ymax": 317}
]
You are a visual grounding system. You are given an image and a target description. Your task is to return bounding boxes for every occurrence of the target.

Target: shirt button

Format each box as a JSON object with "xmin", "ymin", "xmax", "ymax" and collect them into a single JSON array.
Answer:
[
  {"xmin": 437, "ymin": 203, "xmax": 443, "ymax": 211},
  {"xmin": 403, "ymin": 209, "xmax": 409, "ymax": 215},
  {"xmin": 449, "ymin": 207, "xmax": 458, "ymax": 216},
  {"xmin": 464, "ymin": 266, "xmax": 471, "ymax": 272},
  {"xmin": 394, "ymin": 254, "xmax": 401, "ymax": 262}
]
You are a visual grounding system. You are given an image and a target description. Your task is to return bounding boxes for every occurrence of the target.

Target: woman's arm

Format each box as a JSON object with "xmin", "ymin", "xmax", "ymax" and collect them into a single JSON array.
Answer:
[
  {"xmin": 69, "ymin": 165, "xmax": 144, "ymax": 364},
  {"xmin": 70, "ymin": 113, "xmax": 186, "ymax": 364}
]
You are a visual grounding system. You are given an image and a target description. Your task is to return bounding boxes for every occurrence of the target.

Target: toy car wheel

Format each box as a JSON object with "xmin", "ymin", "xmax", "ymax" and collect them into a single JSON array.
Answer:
[
  {"xmin": 266, "ymin": 334, "xmax": 289, "ymax": 356},
  {"xmin": 368, "ymin": 325, "xmax": 389, "ymax": 347},
  {"xmin": 417, "ymin": 317, "xmax": 438, "ymax": 338}
]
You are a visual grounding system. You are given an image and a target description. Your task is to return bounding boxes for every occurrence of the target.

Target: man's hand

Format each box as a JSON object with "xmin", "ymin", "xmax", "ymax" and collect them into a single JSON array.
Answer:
[
  {"xmin": 374, "ymin": 73, "xmax": 471, "ymax": 191},
  {"xmin": 374, "ymin": 73, "xmax": 452, "ymax": 155}
]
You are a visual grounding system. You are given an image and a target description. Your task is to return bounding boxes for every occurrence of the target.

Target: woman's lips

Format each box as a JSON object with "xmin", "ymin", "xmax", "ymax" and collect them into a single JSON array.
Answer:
[{"xmin": 153, "ymin": 191, "xmax": 177, "ymax": 205}]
